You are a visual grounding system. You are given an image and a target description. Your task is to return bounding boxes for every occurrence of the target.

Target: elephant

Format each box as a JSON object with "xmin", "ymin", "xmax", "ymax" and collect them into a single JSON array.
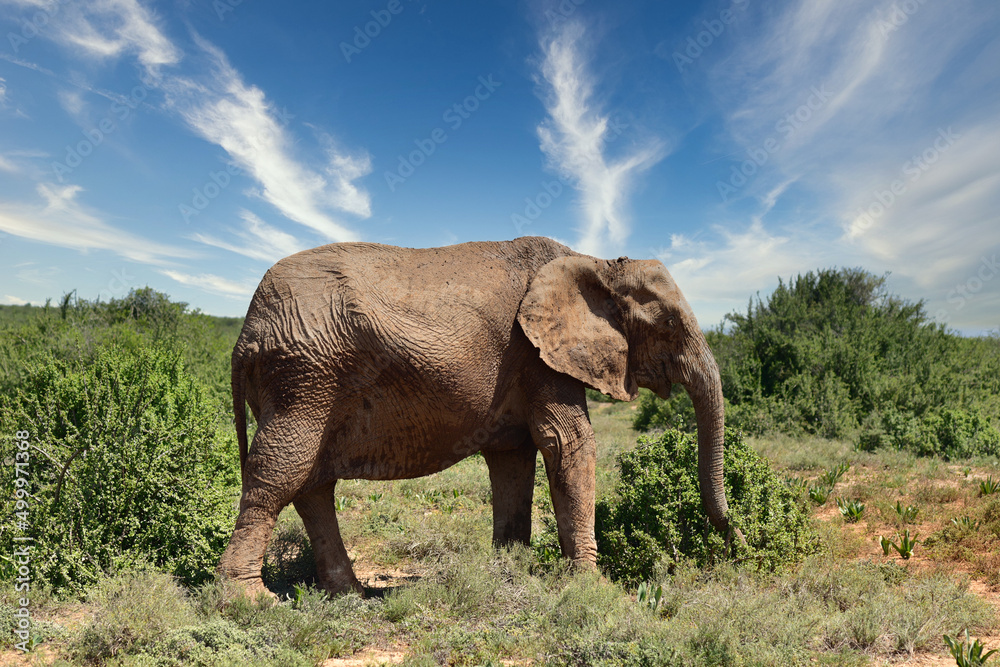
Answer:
[{"xmin": 217, "ymin": 236, "xmax": 733, "ymax": 597}]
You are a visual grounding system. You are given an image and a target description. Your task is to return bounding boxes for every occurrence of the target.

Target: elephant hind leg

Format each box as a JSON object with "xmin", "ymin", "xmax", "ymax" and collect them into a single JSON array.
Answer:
[
  {"xmin": 294, "ymin": 482, "xmax": 363, "ymax": 597},
  {"xmin": 483, "ymin": 442, "xmax": 538, "ymax": 548},
  {"xmin": 217, "ymin": 416, "xmax": 319, "ymax": 598}
]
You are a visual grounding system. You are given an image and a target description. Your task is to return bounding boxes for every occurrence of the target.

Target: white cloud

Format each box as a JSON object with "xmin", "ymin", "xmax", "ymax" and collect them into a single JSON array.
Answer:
[
  {"xmin": 661, "ymin": 219, "xmax": 820, "ymax": 327},
  {"xmin": 43, "ymin": 0, "xmax": 181, "ymax": 78},
  {"xmin": 163, "ymin": 36, "xmax": 371, "ymax": 243},
  {"xmin": 671, "ymin": 0, "xmax": 1000, "ymax": 332},
  {"xmin": 0, "ymin": 183, "xmax": 190, "ymax": 264},
  {"xmin": 190, "ymin": 209, "xmax": 308, "ymax": 263},
  {"xmin": 1, "ymin": 295, "xmax": 29, "ymax": 305},
  {"xmin": 535, "ymin": 21, "xmax": 666, "ymax": 257},
  {"xmin": 7, "ymin": 0, "xmax": 371, "ymax": 243},
  {"xmin": 159, "ymin": 270, "xmax": 256, "ymax": 299}
]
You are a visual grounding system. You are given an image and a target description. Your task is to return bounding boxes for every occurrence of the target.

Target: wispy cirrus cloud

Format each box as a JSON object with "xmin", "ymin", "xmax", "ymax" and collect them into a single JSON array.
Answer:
[
  {"xmin": 0, "ymin": 183, "xmax": 189, "ymax": 264},
  {"xmin": 535, "ymin": 20, "xmax": 666, "ymax": 257},
  {"xmin": 158, "ymin": 270, "xmax": 256, "ymax": 299},
  {"xmin": 190, "ymin": 209, "xmax": 307, "ymax": 263},
  {"xmin": 5, "ymin": 0, "xmax": 372, "ymax": 246},
  {"xmin": 665, "ymin": 0, "xmax": 1000, "ymax": 332},
  {"xmin": 11, "ymin": 0, "xmax": 182, "ymax": 77},
  {"xmin": 163, "ymin": 35, "xmax": 372, "ymax": 243}
]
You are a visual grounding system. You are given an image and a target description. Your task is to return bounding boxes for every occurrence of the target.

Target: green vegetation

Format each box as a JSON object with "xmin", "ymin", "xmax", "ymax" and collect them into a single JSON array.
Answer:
[
  {"xmin": 594, "ymin": 429, "xmax": 818, "ymax": 583},
  {"xmin": 0, "ymin": 345, "xmax": 239, "ymax": 591},
  {"xmin": 708, "ymin": 268, "xmax": 1000, "ymax": 450},
  {"xmin": 944, "ymin": 629, "xmax": 998, "ymax": 667}
]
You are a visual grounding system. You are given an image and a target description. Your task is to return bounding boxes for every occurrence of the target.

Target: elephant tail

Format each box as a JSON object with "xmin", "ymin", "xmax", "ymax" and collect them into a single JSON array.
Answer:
[{"xmin": 232, "ymin": 352, "xmax": 249, "ymax": 480}]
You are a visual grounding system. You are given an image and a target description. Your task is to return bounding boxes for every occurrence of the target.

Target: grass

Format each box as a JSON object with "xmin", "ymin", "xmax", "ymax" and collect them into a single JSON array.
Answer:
[{"xmin": 3, "ymin": 399, "xmax": 999, "ymax": 665}]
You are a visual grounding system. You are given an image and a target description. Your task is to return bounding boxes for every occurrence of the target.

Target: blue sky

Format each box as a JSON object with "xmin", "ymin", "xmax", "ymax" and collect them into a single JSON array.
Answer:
[{"xmin": 1, "ymin": 0, "xmax": 998, "ymax": 334}]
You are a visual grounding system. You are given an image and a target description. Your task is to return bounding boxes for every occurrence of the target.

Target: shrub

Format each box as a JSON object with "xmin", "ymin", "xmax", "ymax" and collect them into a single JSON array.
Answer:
[
  {"xmin": 632, "ymin": 387, "xmax": 697, "ymax": 433},
  {"xmin": 595, "ymin": 429, "xmax": 818, "ymax": 584},
  {"xmin": 710, "ymin": 268, "xmax": 1000, "ymax": 440},
  {"xmin": 73, "ymin": 569, "xmax": 194, "ymax": 662},
  {"xmin": 0, "ymin": 345, "xmax": 240, "ymax": 592},
  {"xmin": 859, "ymin": 407, "xmax": 1000, "ymax": 460}
]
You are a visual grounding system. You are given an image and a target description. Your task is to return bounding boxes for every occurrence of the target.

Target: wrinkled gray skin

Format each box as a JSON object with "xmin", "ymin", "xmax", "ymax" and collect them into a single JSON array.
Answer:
[{"xmin": 217, "ymin": 237, "xmax": 731, "ymax": 597}]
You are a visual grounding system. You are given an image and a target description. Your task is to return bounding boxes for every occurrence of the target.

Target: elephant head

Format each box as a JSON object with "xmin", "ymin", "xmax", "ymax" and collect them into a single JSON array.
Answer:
[{"xmin": 517, "ymin": 255, "xmax": 732, "ymax": 535}]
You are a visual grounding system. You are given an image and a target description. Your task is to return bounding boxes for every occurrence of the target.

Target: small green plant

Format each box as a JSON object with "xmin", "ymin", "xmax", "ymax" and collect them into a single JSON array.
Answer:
[
  {"xmin": 368, "ymin": 492, "xmax": 383, "ymax": 503},
  {"xmin": 952, "ymin": 516, "xmax": 982, "ymax": 532},
  {"xmin": 944, "ymin": 629, "xmax": 997, "ymax": 667},
  {"xmin": 784, "ymin": 476, "xmax": 809, "ymax": 496},
  {"xmin": 894, "ymin": 501, "xmax": 918, "ymax": 523},
  {"xmin": 636, "ymin": 581, "xmax": 663, "ymax": 612},
  {"xmin": 892, "ymin": 529, "xmax": 919, "ymax": 559},
  {"xmin": 879, "ymin": 535, "xmax": 893, "ymax": 556},
  {"xmin": 980, "ymin": 477, "xmax": 1000, "ymax": 496},
  {"xmin": 821, "ymin": 463, "xmax": 850, "ymax": 488},
  {"xmin": 452, "ymin": 488, "xmax": 462, "ymax": 498},
  {"xmin": 809, "ymin": 486, "xmax": 831, "ymax": 504},
  {"xmin": 837, "ymin": 498, "xmax": 865, "ymax": 523},
  {"xmin": 335, "ymin": 496, "xmax": 354, "ymax": 511}
]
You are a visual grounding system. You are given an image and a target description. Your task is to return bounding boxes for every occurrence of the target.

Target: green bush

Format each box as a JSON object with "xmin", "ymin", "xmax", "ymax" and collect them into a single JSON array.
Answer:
[
  {"xmin": 859, "ymin": 407, "xmax": 1000, "ymax": 459},
  {"xmin": 595, "ymin": 429, "xmax": 818, "ymax": 584},
  {"xmin": 0, "ymin": 345, "xmax": 240, "ymax": 592},
  {"xmin": 631, "ymin": 387, "xmax": 696, "ymax": 433},
  {"xmin": 0, "ymin": 289, "xmax": 243, "ymax": 409},
  {"xmin": 706, "ymin": 268, "xmax": 1000, "ymax": 441}
]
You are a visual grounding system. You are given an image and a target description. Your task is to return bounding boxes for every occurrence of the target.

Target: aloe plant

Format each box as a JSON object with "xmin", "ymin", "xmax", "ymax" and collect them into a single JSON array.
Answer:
[
  {"xmin": 809, "ymin": 486, "xmax": 831, "ymax": 504},
  {"xmin": 637, "ymin": 581, "xmax": 663, "ymax": 612},
  {"xmin": 944, "ymin": 629, "xmax": 997, "ymax": 666},
  {"xmin": 879, "ymin": 535, "xmax": 894, "ymax": 556},
  {"xmin": 837, "ymin": 498, "xmax": 865, "ymax": 523},
  {"xmin": 892, "ymin": 529, "xmax": 919, "ymax": 559},
  {"xmin": 980, "ymin": 476, "xmax": 1000, "ymax": 496},
  {"xmin": 785, "ymin": 476, "xmax": 809, "ymax": 496},
  {"xmin": 894, "ymin": 501, "xmax": 918, "ymax": 523},
  {"xmin": 335, "ymin": 496, "xmax": 355, "ymax": 511},
  {"xmin": 820, "ymin": 463, "xmax": 850, "ymax": 488},
  {"xmin": 952, "ymin": 516, "xmax": 981, "ymax": 532}
]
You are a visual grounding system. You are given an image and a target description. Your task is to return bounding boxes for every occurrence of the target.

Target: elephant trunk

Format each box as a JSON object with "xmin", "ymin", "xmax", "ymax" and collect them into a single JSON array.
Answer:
[{"xmin": 687, "ymin": 350, "xmax": 730, "ymax": 534}]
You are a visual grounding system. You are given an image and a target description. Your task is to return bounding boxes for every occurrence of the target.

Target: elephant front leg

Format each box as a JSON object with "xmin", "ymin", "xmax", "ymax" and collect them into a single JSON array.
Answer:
[
  {"xmin": 483, "ymin": 443, "xmax": 537, "ymax": 547},
  {"xmin": 529, "ymin": 399, "xmax": 598, "ymax": 567}
]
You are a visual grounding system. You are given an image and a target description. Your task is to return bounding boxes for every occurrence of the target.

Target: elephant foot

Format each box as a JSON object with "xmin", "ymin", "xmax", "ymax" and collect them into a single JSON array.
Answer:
[
  {"xmin": 318, "ymin": 569, "xmax": 365, "ymax": 598},
  {"xmin": 215, "ymin": 573, "xmax": 278, "ymax": 605}
]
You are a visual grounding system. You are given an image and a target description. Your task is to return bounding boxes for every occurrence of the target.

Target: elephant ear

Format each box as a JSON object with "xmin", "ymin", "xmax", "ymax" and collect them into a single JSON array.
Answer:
[{"xmin": 517, "ymin": 256, "xmax": 637, "ymax": 401}]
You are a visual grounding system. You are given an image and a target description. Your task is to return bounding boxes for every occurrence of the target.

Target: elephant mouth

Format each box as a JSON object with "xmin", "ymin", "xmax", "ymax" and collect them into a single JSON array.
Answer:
[{"xmin": 654, "ymin": 361, "xmax": 673, "ymax": 400}]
